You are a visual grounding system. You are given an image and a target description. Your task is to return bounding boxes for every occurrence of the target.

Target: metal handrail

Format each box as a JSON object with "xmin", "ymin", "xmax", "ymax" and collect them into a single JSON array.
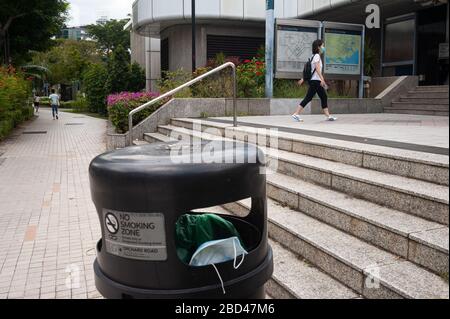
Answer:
[{"xmin": 128, "ymin": 62, "xmax": 237, "ymax": 146}]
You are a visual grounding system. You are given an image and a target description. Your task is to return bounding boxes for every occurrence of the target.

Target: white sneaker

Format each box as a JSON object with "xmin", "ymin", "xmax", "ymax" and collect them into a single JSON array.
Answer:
[
  {"xmin": 327, "ymin": 116, "xmax": 337, "ymax": 121},
  {"xmin": 292, "ymin": 114, "xmax": 304, "ymax": 122}
]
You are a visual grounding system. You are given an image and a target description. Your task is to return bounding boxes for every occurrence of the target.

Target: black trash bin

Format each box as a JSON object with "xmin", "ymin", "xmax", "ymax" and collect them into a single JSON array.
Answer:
[{"xmin": 89, "ymin": 140, "xmax": 273, "ymax": 299}]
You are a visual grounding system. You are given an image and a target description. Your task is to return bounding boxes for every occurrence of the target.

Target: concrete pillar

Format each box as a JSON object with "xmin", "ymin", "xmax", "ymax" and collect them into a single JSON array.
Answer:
[
  {"xmin": 130, "ymin": 31, "xmax": 146, "ymax": 68},
  {"xmin": 145, "ymin": 37, "xmax": 161, "ymax": 92},
  {"xmin": 446, "ymin": 3, "xmax": 449, "ymax": 43}
]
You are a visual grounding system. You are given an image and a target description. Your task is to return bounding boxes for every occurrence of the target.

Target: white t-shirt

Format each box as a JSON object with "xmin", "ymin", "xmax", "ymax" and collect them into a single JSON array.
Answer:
[
  {"xmin": 311, "ymin": 54, "xmax": 322, "ymax": 81},
  {"xmin": 49, "ymin": 93, "xmax": 60, "ymax": 106}
]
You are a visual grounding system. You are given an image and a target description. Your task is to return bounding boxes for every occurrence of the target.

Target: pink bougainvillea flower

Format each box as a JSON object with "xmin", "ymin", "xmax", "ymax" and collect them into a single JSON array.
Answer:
[{"xmin": 107, "ymin": 91, "xmax": 160, "ymax": 108}]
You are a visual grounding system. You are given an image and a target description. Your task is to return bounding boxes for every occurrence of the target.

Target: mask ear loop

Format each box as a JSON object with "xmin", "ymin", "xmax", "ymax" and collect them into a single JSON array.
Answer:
[
  {"xmin": 233, "ymin": 237, "xmax": 246, "ymax": 269},
  {"xmin": 211, "ymin": 264, "xmax": 226, "ymax": 295},
  {"xmin": 211, "ymin": 238, "xmax": 247, "ymax": 296}
]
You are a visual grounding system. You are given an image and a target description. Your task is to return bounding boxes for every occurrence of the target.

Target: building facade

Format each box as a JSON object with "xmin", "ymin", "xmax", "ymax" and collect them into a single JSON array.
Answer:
[
  {"xmin": 131, "ymin": 0, "xmax": 449, "ymax": 90},
  {"xmin": 58, "ymin": 26, "xmax": 90, "ymax": 41}
]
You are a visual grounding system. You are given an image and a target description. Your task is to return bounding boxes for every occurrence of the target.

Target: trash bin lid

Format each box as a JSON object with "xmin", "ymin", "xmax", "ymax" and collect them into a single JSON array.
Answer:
[{"xmin": 89, "ymin": 140, "xmax": 266, "ymax": 212}]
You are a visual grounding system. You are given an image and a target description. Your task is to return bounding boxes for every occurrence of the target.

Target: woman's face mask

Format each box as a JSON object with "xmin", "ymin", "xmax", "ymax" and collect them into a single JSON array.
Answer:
[{"xmin": 321, "ymin": 46, "xmax": 326, "ymax": 54}]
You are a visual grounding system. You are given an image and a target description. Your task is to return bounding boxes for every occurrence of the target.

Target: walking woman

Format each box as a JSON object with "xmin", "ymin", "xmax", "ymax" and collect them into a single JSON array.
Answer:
[
  {"xmin": 292, "ymin": 39, "xmax": 337, "ymax": 122},
  {"xmin": 33, "ymin": 95, "xmax": 40, "ymax": 113}
]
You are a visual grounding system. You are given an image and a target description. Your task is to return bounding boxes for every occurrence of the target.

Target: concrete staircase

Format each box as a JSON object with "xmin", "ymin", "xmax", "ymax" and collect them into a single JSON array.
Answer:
[
  {"xmin": 385, "ymin": 85, "xmax": 449, "ymax": 116},
  {"xmin": 135, "ymin": 118, "xmax": 449, "ymax": 299}
]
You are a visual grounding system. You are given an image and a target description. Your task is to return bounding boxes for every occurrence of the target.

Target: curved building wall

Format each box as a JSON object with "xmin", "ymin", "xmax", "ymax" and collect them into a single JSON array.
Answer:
[{"xmin": 132, "ymin": 0, "xmax": 352, "ymax": 36}]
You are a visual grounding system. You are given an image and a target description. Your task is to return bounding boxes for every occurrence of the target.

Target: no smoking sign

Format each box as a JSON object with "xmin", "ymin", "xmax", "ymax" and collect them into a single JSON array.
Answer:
[
  {"xmin": 102, "ymin": 209, "xmax": 167, "ymax": 261},
  {"xmin": 105, "ymin": 212, "xmax": 119, "ymax": 234}
]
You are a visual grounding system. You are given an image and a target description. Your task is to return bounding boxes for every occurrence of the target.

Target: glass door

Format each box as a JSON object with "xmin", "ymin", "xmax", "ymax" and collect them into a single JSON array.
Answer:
[{"xmin": 382, "ymin": 14, "xmax": 416, "ymax": 76}]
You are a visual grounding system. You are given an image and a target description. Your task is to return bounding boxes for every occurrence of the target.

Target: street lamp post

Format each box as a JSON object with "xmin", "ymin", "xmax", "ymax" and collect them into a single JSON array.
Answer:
[
  {"xmin": 265, "ymin": 0, "xmax": 275, "ymax": 98},
  {"xmin": 192, "ymin": 0, "xmax": 196, "ymax": 73}
]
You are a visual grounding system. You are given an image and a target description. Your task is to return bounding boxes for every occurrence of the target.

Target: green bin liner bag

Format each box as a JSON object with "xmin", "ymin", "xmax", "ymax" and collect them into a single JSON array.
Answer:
[{"xmin": 175, "ymin": 213, "xmax": 245, "ymax": 264}]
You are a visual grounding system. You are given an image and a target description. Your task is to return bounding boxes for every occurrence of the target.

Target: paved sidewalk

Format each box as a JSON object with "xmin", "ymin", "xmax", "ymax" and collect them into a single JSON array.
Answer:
[
  {"xmin": 215, "ymin": 114, "xmax": 449, "ymax": 148},
  {"xmin": 0, "ymin": 109, "xmax": 106, "ymax": 299}
]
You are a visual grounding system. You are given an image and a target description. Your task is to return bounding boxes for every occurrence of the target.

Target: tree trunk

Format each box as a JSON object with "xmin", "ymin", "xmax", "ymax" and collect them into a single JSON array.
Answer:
[
  {"xmin": 0, "ymin": 30, "xmax": 6, "ymax": 65},
  {"xmin": 0, "ymin": 13, "xmax": 28, "ymax": 64}
]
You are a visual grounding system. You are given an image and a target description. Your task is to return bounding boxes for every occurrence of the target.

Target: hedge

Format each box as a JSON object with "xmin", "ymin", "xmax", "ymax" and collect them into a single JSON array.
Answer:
[
  {"xmin": 0, "ymin": 66, "xmax": 33, "ymax": 141},
  {"xmin": 107, "ymin": 92, "xmax": 162, "ymax": 133}
]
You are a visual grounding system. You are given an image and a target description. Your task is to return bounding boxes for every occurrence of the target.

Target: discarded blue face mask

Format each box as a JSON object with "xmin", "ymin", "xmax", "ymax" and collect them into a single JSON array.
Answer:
[
  {"xmin": 189, "ymin": 237, "xmax": 248, "ymax": 295},
  {"xmin": 189, "ymin": 236, "xmax": 247, "ymax": 267}
]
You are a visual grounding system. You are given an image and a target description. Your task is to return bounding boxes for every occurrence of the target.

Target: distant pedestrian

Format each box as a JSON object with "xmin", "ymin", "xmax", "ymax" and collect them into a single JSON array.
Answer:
[
  {"xmin": 292, "ymin": 39, "xmax": 337, "ymax": 122},
  {"xmin": 33, "ymin": 95, "xmax": 40, "ymax": 113},
  {"xmin": 49, "ymin": 89, "xmax": 60, "ymax": 120}
]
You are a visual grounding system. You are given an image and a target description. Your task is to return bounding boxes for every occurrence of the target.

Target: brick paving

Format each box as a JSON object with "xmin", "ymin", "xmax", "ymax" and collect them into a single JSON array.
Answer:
[{"xmin": 0, "ymin": 109, "xmax": 106, "ymax": 299}]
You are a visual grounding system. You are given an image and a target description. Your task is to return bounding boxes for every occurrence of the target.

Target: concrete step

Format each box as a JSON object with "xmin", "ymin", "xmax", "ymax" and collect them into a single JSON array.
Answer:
[
  {"xmin": 414, "ymin": 86, "xmax": 449, "ymax": 93},
  {"xmin": 399, "ymin": 98, "xmax": 449, "ymax": 105},
  {"xmin": 406, "ymin": 92, "xmax": 449, "ymax": 99},
  {"xmin": 168, "ymin": 118, "xmax": 449, "ymax": 186},
  {"xmin": 384, "ymin": 109, "xmax": 449, "ymax": 116},
  {"xmin": 158, "ymin": 123, "xmax": 449, "ymax": 225},
  {"xmin": 265, "ymin": 172, "xmax": 449, "ymax": 275},
  {"xmin": 132, "ymin": 140, "xmax": 149, "ymax": 146},
  {"xmin": 391, "ymin": 102, "xmax": 449, "ymax": 110},
  {"xmin": 156, "ymin": 124, "xmax": 449, "ymax": 270},
  {"xmin": 198, "ymin": 205, "xmax": 361, "ymax": 299},
  {"xmin": 222, "ymin": 198, "xmax": 450, "ymax": 299},
  {"xmin": 268, "ymin": 240, "xmax": 361, "ymax": 299},
  {"xmin": 265, "ymin": 148, "xmax": 449, "ymax": 225},
  {"xmin": 143, "ymin": 132, "xmax": 178, "ymax": 144}
]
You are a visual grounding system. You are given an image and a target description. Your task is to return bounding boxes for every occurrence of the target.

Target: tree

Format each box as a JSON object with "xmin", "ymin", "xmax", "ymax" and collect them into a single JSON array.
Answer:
[
  {"xmin": 128, "ymin": 62, "xmax": 146, "ymax": 92},
  {"xmin": 0, "ymin": 0, "xmax": 68, "ymax": 65},
  {"xmin": 83, "ymin": 63, "xmax": 108, "ymax": 114},
  {"xmin": 86, "ymin": 19, "xmax": 130, "ymax": 56},
  {"xmin": 105, "ymin": 45, "xmax": 130, "ymax": 94},
  {"xmin": 31, "ymin": 39, "xmax": 102, "ymax": 85}
]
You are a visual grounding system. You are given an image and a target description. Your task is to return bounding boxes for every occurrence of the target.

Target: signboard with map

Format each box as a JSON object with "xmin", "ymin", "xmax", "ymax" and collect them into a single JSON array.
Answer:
[
  {"xmin": 322, "ymin": 22, "xmax": 364, "ymax": 79},
  {"xmin": 275, "ymin": 19, "xmax": 322, "ymax": 79}
]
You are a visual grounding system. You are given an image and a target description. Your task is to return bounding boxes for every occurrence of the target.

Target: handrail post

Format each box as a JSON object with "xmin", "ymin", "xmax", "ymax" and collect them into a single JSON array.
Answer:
[
  {"xmin": 232, "ymin": 65, "xmax": 237, "ymax": 127},
  {"xmin": 128, "ymin": 112, "xmax": 133, "ymax": 146}
]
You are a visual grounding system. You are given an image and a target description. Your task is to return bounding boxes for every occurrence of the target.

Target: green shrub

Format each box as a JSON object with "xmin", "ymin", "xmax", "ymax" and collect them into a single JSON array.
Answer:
[
  {"xmin": 72, "ymin": 97, "xmax": 89, "ymax": 113},
  {"xmin": 105, "ymin": 45, "xmax": 130, "ymax": 94},
  {"xmin": 22, "ymin": 106, "xmax": 34, "ymax": 120},
  {"xmin": 59, "ymin": 101, "xmax": 73, "ymax": 108},
  {"xmin": 107, "ymin": 92, "xmax": 163, "ymax": 133},
  {"xmin": 83, "ymin": 63, "xmax": 109, "ymax": 114},
  {"xmin": 0, "ymin": 118, "xmax": 14, "ymax": 140},
  {"xmin": 237, "ymin": 58, "xmax": 265, "ymax": 98},
  {"xmin": 191, "ymin": 67, "xmax": 234, "ymax": 98},
  {"xmin": 128, "ymin": 62, "xmax": 146, "ymax": 92},
  {"xmin": 155, "ymin": 48, "xmax": 352, "ymax": 100},
  {"xmin": 10, "ymin": 110, "xmax": 24, "ymax": 126},
  {"xmin": 274, "ymin": 79, "xmax": 352, "ymax": 99},
  {"xmin": 58, "ymin": 97, "xmax": 89, "ymax": 112},
  {"xmin": 157, "ymin": 69, "xmax": 193, "ymax": 98},
  {"xmin": 0, "ymin": 66, "xmax": 32, "ymax": 140},
  {"xmin": 274, "ymin": 80, "xmax": 307, "ymax": 98}
]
